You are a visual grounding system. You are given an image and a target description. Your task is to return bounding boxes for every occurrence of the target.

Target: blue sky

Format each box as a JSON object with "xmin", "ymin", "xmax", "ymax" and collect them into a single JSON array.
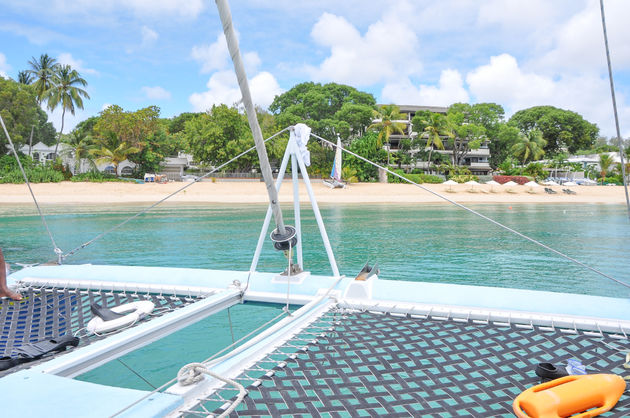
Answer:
[{"xmin": 1, "ymin": 0, "xmax": 629, "ymax": 138}]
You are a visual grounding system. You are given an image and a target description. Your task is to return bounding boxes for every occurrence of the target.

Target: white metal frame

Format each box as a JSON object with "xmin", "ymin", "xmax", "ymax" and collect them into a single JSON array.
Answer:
[{"xmin": 249, "ymin": 131, "xmax": 340, "ymax": 278}]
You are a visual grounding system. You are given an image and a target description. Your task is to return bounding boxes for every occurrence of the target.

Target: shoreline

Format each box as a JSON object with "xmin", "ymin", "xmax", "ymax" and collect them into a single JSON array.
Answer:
[{"xmin": 0, "ymin": 181, "xmax": 627, "ymax": 205}]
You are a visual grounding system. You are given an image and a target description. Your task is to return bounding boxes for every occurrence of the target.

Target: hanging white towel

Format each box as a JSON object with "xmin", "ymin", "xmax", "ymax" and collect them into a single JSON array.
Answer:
[{"xmin": 290, "ymin": 123, "xmax": 311, "ymax": 166}]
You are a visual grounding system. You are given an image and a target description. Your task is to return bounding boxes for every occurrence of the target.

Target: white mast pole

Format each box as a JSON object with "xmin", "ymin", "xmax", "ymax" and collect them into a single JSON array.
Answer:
[{"xmin": 215, "ymin": 0, "xmax": 288, "ymax": 234}]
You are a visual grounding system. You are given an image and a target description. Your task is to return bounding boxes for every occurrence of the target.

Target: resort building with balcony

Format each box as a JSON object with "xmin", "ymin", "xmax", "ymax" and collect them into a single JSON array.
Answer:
[{"xmin": 376, "ymin": 104, "xmax": 493, "ymax": 175}]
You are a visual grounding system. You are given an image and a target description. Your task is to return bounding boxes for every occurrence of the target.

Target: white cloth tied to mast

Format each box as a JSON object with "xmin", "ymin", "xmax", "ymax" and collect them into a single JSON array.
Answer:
[{"xmin": 291, "ymin": 123, "xmax": 311, "ymax": 166}]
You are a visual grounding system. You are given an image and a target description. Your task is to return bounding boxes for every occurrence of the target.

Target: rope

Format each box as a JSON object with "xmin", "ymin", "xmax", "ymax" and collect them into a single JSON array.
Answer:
[
  {"xmin": 177, "ymin": 362, "xmax": 247, "ymax": 417},
  {"xmin": 312, "ymin": 132, "xmax": 630, "ymax": 291},
  {"xmin": 62, "ymin": 127, "xmax": 290, "ymax": 262},
  {"xmin": 0, "ymin": 113, "xmax": 63, "ymax": 262},
  {"xmin": 599, "ymin": 0, "xmax": 630, "ymax": 220}
]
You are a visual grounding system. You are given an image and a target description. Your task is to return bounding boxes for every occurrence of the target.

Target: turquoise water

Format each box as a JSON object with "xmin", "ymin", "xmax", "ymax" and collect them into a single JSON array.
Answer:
[{"xmin": 1, "ymin": 202, "xmax": 629, "ymax": 390}]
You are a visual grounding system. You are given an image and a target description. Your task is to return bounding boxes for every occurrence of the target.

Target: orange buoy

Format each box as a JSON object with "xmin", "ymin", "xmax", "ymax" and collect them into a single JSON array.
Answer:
[{"xmin": 513, "ymin": 374, "xmax": 625, "ymax": 418}]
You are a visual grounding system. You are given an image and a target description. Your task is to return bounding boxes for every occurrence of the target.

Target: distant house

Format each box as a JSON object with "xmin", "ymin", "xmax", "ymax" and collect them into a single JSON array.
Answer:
[
  {"xmin": 17, "ymin": 142, "xmax": 194, "ymax": 180},
  {"xmin": 19, "ymin": 142, "xmax": 73, "ymax": 164},
  {"xmin": 374, "ymin": 104, "xmax": 492, "ymax": 175}
]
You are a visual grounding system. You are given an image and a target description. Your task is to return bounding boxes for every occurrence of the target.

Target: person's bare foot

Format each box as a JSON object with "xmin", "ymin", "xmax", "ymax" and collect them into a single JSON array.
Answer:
[{"xmin": 0, "ymin": 288, "xmax": 22, "ymax": 301}]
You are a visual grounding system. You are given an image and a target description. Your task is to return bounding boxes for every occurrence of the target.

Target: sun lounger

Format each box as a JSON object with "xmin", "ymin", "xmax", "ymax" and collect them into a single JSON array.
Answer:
[
  {"xmin": 562, "ymin": 188, "xmax": 576, "ymax": 195},
  {"xmin": 544, "ymin": 188, "xmax": 557, "ymax": 194}
]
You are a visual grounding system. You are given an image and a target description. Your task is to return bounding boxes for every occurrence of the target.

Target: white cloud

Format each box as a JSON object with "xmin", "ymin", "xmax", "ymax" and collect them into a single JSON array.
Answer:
[
  {"xmin": 191, "ymin": 33, "xmax": 230, "ymax": 74},
  {"xmin": 189, "ymin": 70, "xmax": 283, "ymax": 112},
  {"xmin": 382, "ymin": 69, "xmax": 469, "ymax": 106},
  {"xmin": 307, "ymin": 10, "xmax": 422, "ymax": 86},
  {"xmin": 57, "ymin": 52, "xmax": 98, "ymax": 75},
  {"xmin": 0, "ymin": 53, "xmax": 10, "ymax": 78},
  {"xmin": 2, "ymin": 0, "xmax": 205, "ymax": 20},
  {"xmin": 141, "ymin": 26, "xmax": 158, "ymax": 46},
  {"xmin": 466, "ymin": 53, "xmax": 630, "ymax": 137},
  {"xmin": 101, "ymin": 103, "xmax": 112, "ymax": 111},
  {"xmin": 141, "ymin": 86, "xmax": 171, "ymax": 100}
]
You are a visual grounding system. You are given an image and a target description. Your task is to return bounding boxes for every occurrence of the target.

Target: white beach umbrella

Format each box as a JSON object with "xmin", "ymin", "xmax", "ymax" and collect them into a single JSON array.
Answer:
[
  {"xmin": 524, "ymin": 181, "xmax": 539, "ymax": 187},
  {"xmin": 486, "ymin": 180, "xmax": 500, "ymax": 186},
  {"xmin": 564, "ymin": 181, "xmax": 577, "ymax": 186},
  {"xmin": 543, "ymin": 180, "xmax": 559, "ymax": 186},
  {"xmin": 443, "ymin": 180, "xmax": 458, "ymax": 185},
  {"xmin": 503, "ymin": 181, "xmax": 518, "ymax": 186},
  {"xmin": 465, "ymin": 180, "xmax": 480, "ymax": 185}
]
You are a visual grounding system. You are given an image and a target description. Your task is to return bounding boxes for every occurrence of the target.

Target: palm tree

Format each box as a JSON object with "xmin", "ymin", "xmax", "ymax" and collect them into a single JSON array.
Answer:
[
  {"xmin": 27, "ymin": 54, "xmax": 58, "ymax": 105},
  {"xmin": 46, "ymin": 64, "xmax": 90, "ymax": 156},
  {"xmin": 419, "ymin": 112, "xmax": 453, "ymax": 172},
  {"xmin": 91, "ymin": 141, "xmax": 140, "ymax": 176},
  {"xmin": 17, "ymin": 71, "xmax": 34, "ymax": 85},
  {"xmin": 61, "ymin": 130, "xmax": 97, "ymax": 174},
  {"xmin": 368, "ymin": 104, "xmax": 406, "ymax": 165},
  {"xmin": 599, "ymin": 153, "xmax": 614, "ymax": 184},
  {"xmin": 510, "ymin": 129, "xmax": 546, "ymax": 165}
]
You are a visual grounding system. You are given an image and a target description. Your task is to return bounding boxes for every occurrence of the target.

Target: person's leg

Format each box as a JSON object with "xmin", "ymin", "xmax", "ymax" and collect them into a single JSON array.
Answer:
[{"xmin": 0, "ymin": 249, "xmax": 22, "ymax": 300}]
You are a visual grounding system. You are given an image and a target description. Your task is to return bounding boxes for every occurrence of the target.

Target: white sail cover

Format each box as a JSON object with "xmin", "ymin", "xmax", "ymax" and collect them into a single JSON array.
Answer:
[
  {"xmin": 330, "ymin": 137, "xmax": 342, "ymax": 181},
  {"xmin": 291, "ymin": 123, "xmax": 311, "ymax": 166}
]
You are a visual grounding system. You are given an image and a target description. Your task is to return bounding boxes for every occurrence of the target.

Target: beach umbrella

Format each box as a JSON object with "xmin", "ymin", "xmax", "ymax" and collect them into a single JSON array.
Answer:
[
  {"xmin": 465, "ymin": 180, "xmax": 480, "ymax": 192},
  {"xmin": 485, "ymin": 179, "xmax": 500, "ymax": 192},
  {"xmin": 564, "ymin": 181, "xmax": 577, "ymax": 186},
  {"xmin": 524, "ymin": 181, "xmax": 539, "ymax": 193},
  {"xmin": 443, "ymin": 179, "xmax": 458, "ymax": 191},
  {"xmin": 503, "ymin": 181, "xmax": 518, "ymax": 186},
  {"xmin": 543, "ymin": 180, "xmax": 559, "ymax": 186}
]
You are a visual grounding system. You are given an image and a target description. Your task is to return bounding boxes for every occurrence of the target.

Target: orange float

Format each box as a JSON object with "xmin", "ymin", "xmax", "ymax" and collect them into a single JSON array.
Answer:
[{"xmin": 513, "ymin": 374, "xmax": 625, "ymax": 418}]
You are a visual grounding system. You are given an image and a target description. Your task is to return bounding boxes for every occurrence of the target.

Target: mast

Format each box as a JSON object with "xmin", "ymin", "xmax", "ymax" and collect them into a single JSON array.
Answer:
[
  {"xmin": 599, "ymin": 0, "xmax": 630, "ymax": 220},
  {"xmin": 215, "ymin": 0, "xmax": 289, "ymax": 237}
]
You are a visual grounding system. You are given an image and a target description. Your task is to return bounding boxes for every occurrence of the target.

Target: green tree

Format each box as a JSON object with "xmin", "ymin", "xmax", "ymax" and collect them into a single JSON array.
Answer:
[
  {"xmin": 369, "ymin": 104, "xmax": 406, "ymax": 165},
  {"xmin": 93, "ymin": 105, "xmax": 160, "ymax": 149},
  {"xmin": 46, "ymin": 64, "xmax": 90, "ymax": 156},
  {"xmin": 510, "ymin": 129, "xmax": 547, "ymax": 165},
  {"xmin": 446, "ymin": 103, "xmax": 488, "ymax": 166},
  {"xmin": 184, "ymin": 104, "xmax": 258, "ymax": 171},
  {"xmin": 412, "ymin": 110, "xmax": 453, "ymax": 171},
  {"xmin": 0, "ymin": 77, "xmax": 39, "ymax": 152},
  {"xmin": 599, "ymin": 153, "xmax": 614, "ymax": 183},
  {"xmin": 26, "ymin": 53, "xmax": 58, "ymax": 106},
  {"xmin": 508, "ymin": 106, "xmax": 598, "ymax": 155},
  {"xmin": 345, "ymin": 132, "xmax": 387, "ymax": 181},
  {"xmin": 91, "ymin": 140, "xmax": 140, "ymax": 175},
  {"xmin": 17, "ymin": 71, "xmax": 34, "ymax": 85},
  {"xmin": 270, "ymin": 82, "xmax": 376, "ymax": 140},
  {"xmin": 490, "ymin": 124, "xmax": 520, "ymax": 168},
  {"xmin": 61, "ymin": 129, "xmax": 96, "ymax": 174}
]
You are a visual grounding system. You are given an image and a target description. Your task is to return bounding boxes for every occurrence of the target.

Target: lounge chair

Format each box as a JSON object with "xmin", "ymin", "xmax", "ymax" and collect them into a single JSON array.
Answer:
[
  {"xmin": 544, "ymin": 188, "xmax": 557, "ymax": 194},
  {"xmin": 562, "ymin": 188, "xmax": 576, "ymax": 195}
]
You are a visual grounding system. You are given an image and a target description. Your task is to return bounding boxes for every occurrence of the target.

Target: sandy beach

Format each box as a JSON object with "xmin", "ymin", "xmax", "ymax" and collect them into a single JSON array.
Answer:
[{"xmin": 0, "ymin": 180, "xmax": 627, "ymax": 205}]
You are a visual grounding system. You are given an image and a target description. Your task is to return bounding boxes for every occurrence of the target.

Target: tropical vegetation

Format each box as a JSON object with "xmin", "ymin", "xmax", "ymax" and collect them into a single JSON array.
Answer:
[{"xmin": 2, "ymin": 58, "xmax": 628, "ymax": 185}]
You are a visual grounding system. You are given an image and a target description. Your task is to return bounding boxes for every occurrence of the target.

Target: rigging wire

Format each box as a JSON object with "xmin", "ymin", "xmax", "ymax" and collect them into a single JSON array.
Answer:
[
  {"xmin": 0, "ymin": 114, "xmax": 63, "ymax": 262},
  {"xmin": 312, "ymin": 132, "xmax": 630, "ymax": 291},
  {"xmin": 599, "ymin": 0, "xmax": 630, "ymax": 220},
  {"xmin": 61, "ymin": 127, "xmax": 290, "ymax": 262}
]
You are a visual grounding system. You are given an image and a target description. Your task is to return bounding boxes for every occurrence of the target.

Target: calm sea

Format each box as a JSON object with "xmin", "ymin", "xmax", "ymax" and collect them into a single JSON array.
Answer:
[{"xmin": 1, "ymin": 202, "xmax": 629, "ymax": 390}]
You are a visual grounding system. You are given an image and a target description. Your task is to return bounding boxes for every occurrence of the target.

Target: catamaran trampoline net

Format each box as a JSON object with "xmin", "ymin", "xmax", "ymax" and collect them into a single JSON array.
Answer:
[
  {"xmin": 184, "ymin": 305, "xmax": 630, "ymax": 417},
  {"xmin": 0, "ymin": 285, "xmax": 203, "ymax": 376}
]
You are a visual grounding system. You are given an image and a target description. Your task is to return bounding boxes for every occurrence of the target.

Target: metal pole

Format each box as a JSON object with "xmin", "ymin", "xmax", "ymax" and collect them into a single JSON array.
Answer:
[
  {"xmin": 249, "ymin": 145, "xmax": 292, "ymax": 273},
  {"xmin": 293, "ymin": 147, "xmax": 340, "ymax": 277},
  {"xmin": 600, "ymin": 0, "xmax": 630, "ymax": 219},
  {"xmin": 215, "ymin": 0, "xmax": 287, "ymax": 234},
  {"xmin": 291, "ymin": 147, "xmax": 303, "ymax": 269}
]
